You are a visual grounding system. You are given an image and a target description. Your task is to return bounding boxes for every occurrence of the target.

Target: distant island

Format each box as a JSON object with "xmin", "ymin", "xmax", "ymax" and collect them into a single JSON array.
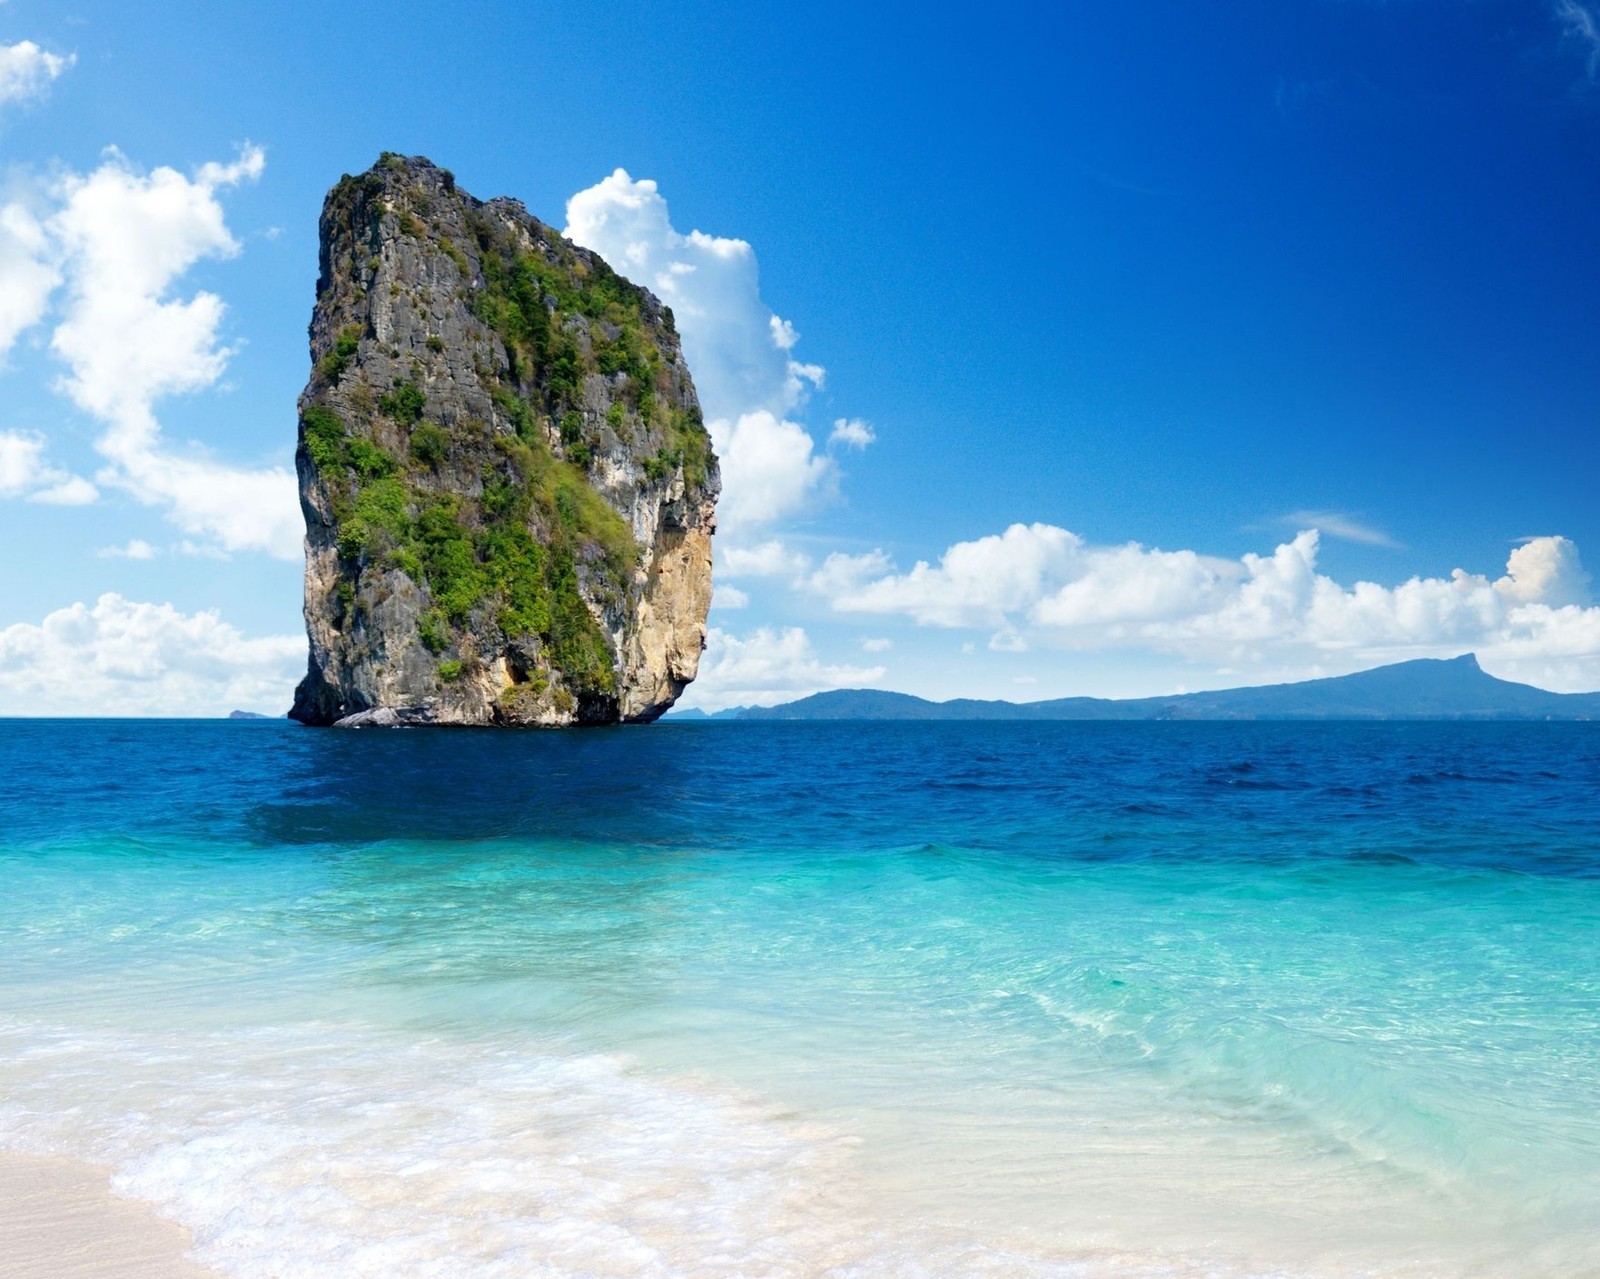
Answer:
[
  {"xmin": 669, "ymin": 655, "xmax": 1600, "ymax": 722},
  {"xmin": 226, "ymin": 710, "xmax": 270, "ymax": 720}
]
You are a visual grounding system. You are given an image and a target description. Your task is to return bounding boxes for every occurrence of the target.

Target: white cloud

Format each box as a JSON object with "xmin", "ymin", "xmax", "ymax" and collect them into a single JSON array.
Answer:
[
  {"xmin": 0, "ymin": 40, "xmax": 72, "ymax": 116},
  {"xmin": 768, "ymin": 315, "xmax": 799, "ymax": 351},
  {"xmin": 94, "ymin": 448, "xmax": 299, "ymax": 559},
  {"xmin": 5, "ymin": 146, "xmax": 297, "ymax": 556},
  {"xmin": 0, "ymin": 197, "xmax": 58, "ymax": 356},
  {"xmin": 42, "ymin": 145, "xmax": 299, "ymax": 558},
  {"xmin": 713, "ymin": 584, "xmax": 750, "ymax": 610},
  {"xmin": 1556, "ymin": 0, "xmax": 1600, "ymax": 78},
  {"xmin": 0, "ymin": 430, "xmax": 47, "ymax": 491},
  {"xmin": 0, "ymin": 429, "xmax": 97, "ymax": 504},
  {"xmin": 828, "ymin": 417, "xmax": 876, "ymax": 450},
  {"xmin": 0, "ymin": 593, "xmax": 305, "ymax": 716},
  {"xmin": 718, "ymin": 539, "xmax": 812, "ymax": 578},
  {"xmin": 804, "ymin": 546, "xmax": 893, "ymax": 601},
  {"xmin": 676, "ymin": 626, "xmax": 886, "ymax": 712},
  {"xmin": 710, "ymin": 410, "xmax": 834, "ymax": 532},
  {"xmin": 989, "ymin": 628, "xmax": 1029, "ymax": 652},
  {"xmin": 809, "ymin": 523, "xmax": 1600, "ymax": 688},
  {"xmin": 565, "ymin": 170, "xmax": 835, "ymax": 532},
  {"xmin": 178, "ymin": 540, "xmax": 231, "ymax": 560},
  {"xmin": 1033, "ymin": 541, "xmax": 1236, "ymax": 629},
  {"xmin": 98, "ymin": 539, "xmax": 157, "ymax": 560},
  {"xmin": 50, "ymin": 148, "xmax": 252, "ymax": 427},
  {"xmin": 861, "ymin": 637, "xmax": 893, "ymax": 652},
  {"xmin": 1281, "ymin": 509, "xmax": 1397, "ymax": 548},
  {"xmin": 809, "ymin": 523, "xmax": 1084, "ymax": 628},
  {"xmin": 30, "ymin": 473, "xmax": 96, "ymax": 505},
  {"xmin": 1495, "ymin": 535, "xmax": 1591, "ymax": 607},
  {"xmin": 566, "ymin": 170, "xmax": 822, "ymax": 422}
]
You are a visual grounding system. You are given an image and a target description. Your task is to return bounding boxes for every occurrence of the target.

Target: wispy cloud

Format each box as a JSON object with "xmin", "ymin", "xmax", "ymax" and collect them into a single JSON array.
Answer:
[
  {"xmin": 828, "ymin": 418, "xmax": 876, "ymax": 450},
  {"xmin": 97, "ymin": 539, "xmax": 158, "ymax": 560},
  {"xmin": 0, "ymin": 429, "xmax": 97, "ymax": 505},
  {"xmin": 1281, "ymin": 510, "xmax": 1399, "ymax": 548},
  {"xmin": 1555, "ymin": 0, "xmax": 1600, "ymax": 79}
]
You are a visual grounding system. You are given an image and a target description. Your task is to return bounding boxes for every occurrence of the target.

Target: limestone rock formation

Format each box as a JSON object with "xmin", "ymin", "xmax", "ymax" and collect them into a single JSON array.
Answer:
[{"xmin": 289, "ymin": 155, "xmax": 718, "ymax": 726}]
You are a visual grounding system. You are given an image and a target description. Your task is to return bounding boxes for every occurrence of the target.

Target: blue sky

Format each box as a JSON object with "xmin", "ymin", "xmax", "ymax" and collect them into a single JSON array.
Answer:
[{"xmin": 2, "ymin": 0, "xmax": 1599, "ymax": 713}]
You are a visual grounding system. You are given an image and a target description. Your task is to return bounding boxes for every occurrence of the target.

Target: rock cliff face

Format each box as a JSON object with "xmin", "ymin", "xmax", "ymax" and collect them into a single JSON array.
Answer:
[{"xmin": 289, "ymin": 155, "xmax": 718, "ymax": 726}]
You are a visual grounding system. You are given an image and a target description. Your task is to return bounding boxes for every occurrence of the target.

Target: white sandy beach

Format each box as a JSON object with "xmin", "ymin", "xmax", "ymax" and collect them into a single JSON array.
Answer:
[{"xmin": 0, "ymin": 1153, "xmax": 217, "ymax": 1279}]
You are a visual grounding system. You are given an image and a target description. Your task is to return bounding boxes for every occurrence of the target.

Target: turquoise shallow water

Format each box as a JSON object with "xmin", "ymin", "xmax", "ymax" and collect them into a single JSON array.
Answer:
[{"xmin": 0, "ymin": 720, "xmax": 1597, "ymax": 1276}]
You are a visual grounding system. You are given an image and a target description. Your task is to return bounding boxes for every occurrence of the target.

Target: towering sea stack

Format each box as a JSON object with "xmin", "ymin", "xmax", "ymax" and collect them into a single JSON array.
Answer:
[{"xmin": 290, "ymin": 155, "xmax": 718, "ymax": 726}]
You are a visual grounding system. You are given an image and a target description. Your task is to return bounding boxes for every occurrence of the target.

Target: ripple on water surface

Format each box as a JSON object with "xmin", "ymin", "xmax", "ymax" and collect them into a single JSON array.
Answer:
[{"xmin": 0, "ymin": 720, "xmax": 1598, "ymax": 1276}]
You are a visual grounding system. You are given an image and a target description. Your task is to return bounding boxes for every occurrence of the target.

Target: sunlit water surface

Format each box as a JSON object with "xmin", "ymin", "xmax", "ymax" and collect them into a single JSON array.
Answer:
[{"xmin": 1, "ymin": 720, "xmax": 1598, "ymax": 1277}]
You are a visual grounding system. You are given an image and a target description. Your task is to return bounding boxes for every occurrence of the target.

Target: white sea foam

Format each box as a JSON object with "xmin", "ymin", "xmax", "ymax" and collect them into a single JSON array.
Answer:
[
  {"xmin": 0, "ymin": 1019, "xmax": 852, "ymax": 1277},
  {"xmin": 2, "ymin": 825, "xmax": 1597, "ymax": 1276},
  {"xmin": 0, "ymin": 1016, "xmax": 1379, "ymax": 1278}
]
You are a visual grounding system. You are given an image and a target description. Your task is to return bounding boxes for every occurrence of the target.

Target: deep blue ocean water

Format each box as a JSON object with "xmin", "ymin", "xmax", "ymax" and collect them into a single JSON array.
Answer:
[{"xmin": 1, "ymin": 720, "xmax": 1597, "ymax": 1277}]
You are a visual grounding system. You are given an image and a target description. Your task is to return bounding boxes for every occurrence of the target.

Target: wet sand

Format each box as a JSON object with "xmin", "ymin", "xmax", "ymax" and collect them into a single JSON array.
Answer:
[{"xmin": 0, "ymin": 1153, "xmax": 219, "ymax": 1279}]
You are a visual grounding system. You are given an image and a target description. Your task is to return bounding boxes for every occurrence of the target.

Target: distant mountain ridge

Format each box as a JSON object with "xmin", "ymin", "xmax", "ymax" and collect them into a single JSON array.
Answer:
[{"xmin": 671, "ymin": 655, "xmax": 1600, "ymax": 722}]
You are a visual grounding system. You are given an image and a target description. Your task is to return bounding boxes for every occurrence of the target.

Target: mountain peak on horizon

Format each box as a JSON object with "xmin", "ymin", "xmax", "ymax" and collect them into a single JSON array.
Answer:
[{"xmin": 693, "ymin": 653, "xmax": 1598, "ymax": 723}]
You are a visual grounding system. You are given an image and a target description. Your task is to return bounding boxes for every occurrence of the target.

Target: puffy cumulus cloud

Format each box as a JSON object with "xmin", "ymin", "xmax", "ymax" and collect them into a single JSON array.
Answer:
[
  {"xmin": 0, "ymin": 197, "xmax": 58, "ymax": 356},
  {"xmin": 1495, "ymin": 536, "xmax": 1590, "ymax": 607},
  {"xmin": 0, "ymin": 429, "xmax": 97, "ymax": 504},
  {"xmin": 1034, "ymin": 542, "xmax": 1236, "ymax": 630},
  {"xmin": 711, "ymin": 410, "xmax": 834, "ymax": 532},
  {"xmin": 808, "ymin": 523, "xmax": 1084, "ymax": 628},
  {"xmin": 0, "ymin": 594, "xmax": 304, "ymax": 716},
  {"xmin": 565, "ymin": 170, "xmax": 822, "ymax": 422},
  {"xmin": 41, "ymin": 145, "xmax": 300, "ymax": 558},
  {"xmin": 49, "ymin": 147, "xmax": 263, "ymax": 429},
  {"xmin": 713, "ymin": 584, "xmax": 750, "ymax": 610},
  {"xmin": 565, "ymin": 170, "xmax": 835, "ymax": 533},
  {"xmin": 0, "ymin": 40, "xmax": 72, "ymax": 116},
  {"xmin": 717, "ymin": 539, "xmax": 812, "ymax": 579},
  {"xmin": 677, "ymin": 626, "xmax": 886, "ymax": 712},
  {"xmin": 809, "ymin": 523, "xmax": 1600, "ymax": 686}
]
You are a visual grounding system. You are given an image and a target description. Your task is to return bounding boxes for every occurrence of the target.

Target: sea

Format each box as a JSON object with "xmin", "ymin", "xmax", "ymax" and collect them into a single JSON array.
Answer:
[{"xmin": 0, "ymin": 719, "xmax": 1597, "ymax": 1278}]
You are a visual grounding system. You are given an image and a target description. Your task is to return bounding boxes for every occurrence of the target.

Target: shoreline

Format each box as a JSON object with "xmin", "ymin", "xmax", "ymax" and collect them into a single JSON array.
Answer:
[{"xmin": 0, "ymin": 1152, "xmax": 219, "ymax": 1279}]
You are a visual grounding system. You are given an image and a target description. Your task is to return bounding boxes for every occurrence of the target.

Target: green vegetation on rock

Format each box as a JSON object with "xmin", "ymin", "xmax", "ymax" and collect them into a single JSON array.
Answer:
[
  {"xmin": 379, "ymin": 381, "xmax": 427, "ymax": 425},
  {"xmin": 318, "ymin": 325, "xmax": 362, "ymax": 382},
  {"xmin": 293, "ymin": 155, "xmax": 719, "ymax": 727},
  {"xmin": 409, "ymin": 422, "xmax": 449, "ymax": 467},
  {"xmin": 463, "ymin": 208, "xmax": 712, "ymax": 484},
  {"xmin": 301, "ymin": 397, "xmax": 633, "ymax": 696}
]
